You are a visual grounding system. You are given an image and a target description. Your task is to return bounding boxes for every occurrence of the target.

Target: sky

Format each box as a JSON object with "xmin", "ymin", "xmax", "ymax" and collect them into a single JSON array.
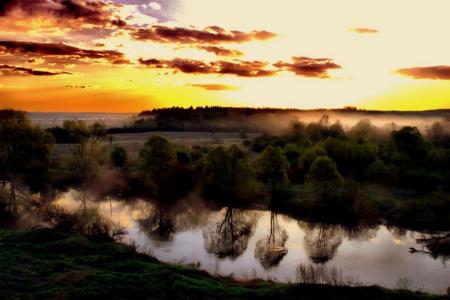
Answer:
[{"xmin": 0, "ymin": 0, "xmax": 449, "ymax": 112}]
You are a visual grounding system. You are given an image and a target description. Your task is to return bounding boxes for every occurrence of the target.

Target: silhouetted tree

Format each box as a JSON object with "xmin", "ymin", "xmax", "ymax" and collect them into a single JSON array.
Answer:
[
  {"xmin": 64, "ymin": 120, "xmax": 107, "ymax": 179},
  {"xmin": 0, "ymin": 109, "xmax": 54, "ymax": 213}
]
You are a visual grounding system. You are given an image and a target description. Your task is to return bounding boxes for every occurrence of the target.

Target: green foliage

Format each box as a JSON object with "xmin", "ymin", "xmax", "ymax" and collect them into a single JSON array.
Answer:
[
  {"xmin": 110, "ymin": 146, "xmax": 127, "ymax": 167},
  {"xmin": 283, "ymin": 143, "xmax": 302, "ymax": 163},
  {"xmin": 203, "ymin": 145, "xmax": 260, "ymax": 202},
  {"xmin": 323, "ymin": 138, "xmax": 377, "ymax": 178},
  {"xmin": 295, "ymin": 146, "xmax": 326, "ymax": 182},
  {"xmin": 307, "ymin": 156, "xmax": 344, "ymax": 198},
  {"xmin": 139, "ymin": 136, "xmax": 177, "ymax": 175},
  {"xmin": 256, "ymin": 146, "xmax": 290, "ymax": 188},
  {"xmin": 391, "ymin": 126, "xmax": 428, "ymax": 160},
  {"xmin": 0, "ymin": 109, "xmax": 54, "ymax": 208},
  {"xmin": 176, "ymin": 145, "xmax": 193, "ymax": 165},
  {"xmin": 138, "ymin": 136, "xmax": 195, "ymax": 200}
]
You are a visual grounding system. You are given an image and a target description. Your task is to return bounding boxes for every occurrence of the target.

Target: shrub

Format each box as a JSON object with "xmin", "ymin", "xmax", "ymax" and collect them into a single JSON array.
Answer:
[
  {"xmin": 110, "ymin": 146, "xmax": 127, "ymax": 167},
  {"xmin": 44, "ymin": 206, "xmax": 125, "ymax": 242}
]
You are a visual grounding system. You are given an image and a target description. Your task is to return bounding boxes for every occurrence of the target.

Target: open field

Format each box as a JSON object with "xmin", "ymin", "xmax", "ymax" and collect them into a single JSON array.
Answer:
[{"xmin": 53, "ymin": 131, "xmax": 260, "ymax": 161}]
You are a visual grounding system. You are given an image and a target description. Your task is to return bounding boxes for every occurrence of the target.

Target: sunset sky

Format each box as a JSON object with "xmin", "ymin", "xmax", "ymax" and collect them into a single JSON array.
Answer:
[{"xmin": 0, "ymin": 0, "xmax": 449, "ymax": 112}]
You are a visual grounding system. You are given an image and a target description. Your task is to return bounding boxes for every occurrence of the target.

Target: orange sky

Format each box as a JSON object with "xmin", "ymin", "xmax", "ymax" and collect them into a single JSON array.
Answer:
[{"xmin": 0, "ymin": 0, "xmax": 449, "ymax": 112}]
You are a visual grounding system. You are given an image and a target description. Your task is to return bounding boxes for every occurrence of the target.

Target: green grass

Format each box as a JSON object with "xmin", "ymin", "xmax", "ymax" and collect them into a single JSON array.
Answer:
[{"xmin": 0, "ymin": 228, "xmax": 447, "ymax": 300}]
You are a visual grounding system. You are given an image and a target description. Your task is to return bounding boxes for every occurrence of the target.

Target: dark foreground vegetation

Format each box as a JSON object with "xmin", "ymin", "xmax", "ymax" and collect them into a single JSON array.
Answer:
[{"xmin": 0, "ymin": 228, "xmax": 446, "ymax": 300}]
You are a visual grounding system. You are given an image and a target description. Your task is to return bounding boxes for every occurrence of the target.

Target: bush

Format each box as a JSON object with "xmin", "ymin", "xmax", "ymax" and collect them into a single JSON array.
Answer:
[
  {"xmin": 110, "ymin": 146, "xmax": 127, "ymax": 167},
  {"xmin": 44, "ymin": 206, "xmax": 125, "ymax": 242}
]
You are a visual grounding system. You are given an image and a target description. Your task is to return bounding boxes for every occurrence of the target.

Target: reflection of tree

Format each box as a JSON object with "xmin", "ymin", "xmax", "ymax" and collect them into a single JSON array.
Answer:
[
  {"xmin": 255, "ymin": 212, "xmax": 288, "ymax": 269},
  {"xmin": 300, "ymin": 222, "xmax": 378, "ymax": 264},
  {"xmin": 203, "ymin": 207, "xmax": 256, "ymax": 259},
  {"xmin": 303, "ymin": 223, "xmax": 343, "ymax": 264},
  {"xmin": 138, "ymin": 198, "xmax": 210, "ymax": 242},
  {"xmin": 139, "ymin": 206, "xmax": 176, "ymax": 241}
]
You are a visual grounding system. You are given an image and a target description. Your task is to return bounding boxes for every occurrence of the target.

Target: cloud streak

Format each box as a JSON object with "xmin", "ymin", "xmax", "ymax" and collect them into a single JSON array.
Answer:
[
  {"xmin": 131, "ymin": 25, "xmax": 276, "ymax": 44},
  {"xmin": 350, "ymin": 27, "xmax": 379, "ymax": 34},
  {"xmin": 0, "ymin": 40, "xmax": 127, "ymax": 64},
  {"xmin": 197, "ymin": 46, "xmax": 243, "ymax": 57},
  {"xmin": 0, "ymin": 64, "xmax": 70, "ymax": 76},
  {"xmin": 189, "ymin": 83, "xmax": 238, "ymax": 91},
  {"xmin": 396, "ymin": 66, "xmax": 450, "ymax": 80}
]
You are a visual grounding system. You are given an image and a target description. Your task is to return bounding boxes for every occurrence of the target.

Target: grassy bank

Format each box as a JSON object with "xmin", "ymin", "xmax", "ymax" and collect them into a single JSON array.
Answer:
[{"xmin": 0, "ymin": 228, "xmax": 446, "ymax": 300}]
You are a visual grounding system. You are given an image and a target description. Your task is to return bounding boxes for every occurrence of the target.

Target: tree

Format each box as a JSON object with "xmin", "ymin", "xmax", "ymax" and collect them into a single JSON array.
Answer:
[
  {"xmin": 256, "ymin": 145, "xmax": 290, "ymax": 189},
  {"xmin": 391, "ymin": 126, "xmax": 428, "ymax": 160},
  {"xmin": 0, "ymin": 109, "xmax": 54, "ymax": 213},
  {"xmin": 139, "ymin": 136, "xmax": 177, "ymax": 175},
  {"xmin": 110, "ymin": 146, "xmax": 127, "ymax": 167},
  {"xmin": 138, "ymin": 136, "xmax": 194, "ymax": 199},
  {"xmin": 203, "ymin": 145, "xmax": 258, "ymax": 202},
  {"xmin": 64, "ymin": 120, "xmax": 107, "ymax": 178},
  {"xmin": 307, "ymin": 156, "xmax": 343, "ymax": 198}
]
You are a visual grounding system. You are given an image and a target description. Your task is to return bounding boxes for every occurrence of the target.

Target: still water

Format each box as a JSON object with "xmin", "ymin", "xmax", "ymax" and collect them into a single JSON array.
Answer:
[{"xmin": 54, "ymin": 190, "xmax": 449, "ymax": 294}]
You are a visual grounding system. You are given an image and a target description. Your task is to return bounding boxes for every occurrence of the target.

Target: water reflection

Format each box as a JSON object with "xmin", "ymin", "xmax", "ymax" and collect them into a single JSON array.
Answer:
[
  {"xmin": 139, "ymin": 206, "xmax": 176, "ymax": 241},
  {"xmin": 301, "ymin": 223, "xmax": 344, "ymax": 264},
  {"xmin": 255, "ymin": 212, "xmax": 288, "ymax": 269},
  {"xmin": 48, "ymin": 190, "xmax": 450, "ymax": 294},
  {"xmin": 203, "ymin": 207, "xmax": 257, "ymax": 259}
]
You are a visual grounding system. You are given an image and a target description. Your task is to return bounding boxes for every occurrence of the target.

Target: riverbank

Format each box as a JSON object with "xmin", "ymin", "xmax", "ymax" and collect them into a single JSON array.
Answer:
[{"xmin": 0, "ymin": 228, "xmax": 446, "ymax": 300}]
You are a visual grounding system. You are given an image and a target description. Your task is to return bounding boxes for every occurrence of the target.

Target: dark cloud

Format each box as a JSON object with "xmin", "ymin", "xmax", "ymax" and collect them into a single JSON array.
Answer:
[
  {"xmin": 131, "ymin": 25, "xmax": 276, "ymax": 44},
  {"xmin": 139, "ymin": 58, "xmax": 214, "ymax": 74},
  {"xmin": 274, "ymin": 56, "xmax": 341, "ymax": 78},
  {"xmin": 0, "ymin": 64, "xmax": 70, "ymax": 76},
  {"xmin": 213, "ymin": 60, "xmax": 276, "ymax": 77},
  {"xmin": 197, "ymin": 46, "xmax": 243, "ymax": 57},
  {"xmin": 139, "ymin": 58, "xmax": 277, "ymax": 77},
  {"xmin": 0, "ymin": 0, "xmax": 125, "ymax": 26},
  {"xmin": 350, "ymin": 27, "xmax": 379, "ymax": 34},
  {"xmin": 396, "ymin": 66, "xmax": 450, "ymax": 80},
  {"xmin": 0, "ymin": 40, "xmax": 127, "ymax": 63},
  {"xmin": 189, "ymin": 83, "xmax": 238, "ymax": 91}
]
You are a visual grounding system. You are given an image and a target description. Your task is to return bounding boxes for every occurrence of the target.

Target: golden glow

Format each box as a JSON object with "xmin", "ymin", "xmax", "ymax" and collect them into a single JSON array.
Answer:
[{"xmin": 0, "ymin": 0, "xmax": 449, "ymax": 111}]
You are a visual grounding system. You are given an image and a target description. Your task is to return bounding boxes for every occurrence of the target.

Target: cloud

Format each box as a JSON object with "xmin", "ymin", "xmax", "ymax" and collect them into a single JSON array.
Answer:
[
  {"xmin": 0, "ymin": 40, "xmax": 128, "ymax": 63},
  {"xmin": 396, "ymin": 66, "xmax": 450, "ymax": 80},
  {"xmin": 0, "ymin": 64, "xmax": 70, "ymax": 76},
  {"xmin": 189, "ymin": 83, "xmax": 238, "ymax": 91},
  {"xmin": 139, "ymin": 58, "xmax": 277, "ymax": 77},
  {"xmin": 350, "ymin": 27, "xmax": 379, "ymax": 34},
  {"xmin": 197, "ymin": 46, "xmax": 243, "ymax": 57},
  {"xmin": 66, "ymin": 85, "xmax": 91, "ymax": 88},
  {"xmin": 131, "ymin": 25, "xmax": 276, "ymax": 44},
  {"xmin": 274, "ymin": 56, "xmax": 341, "ymax": 78},
  {"xmin": 0, "ymin": 0, "xmax": 125, "ymax": 26}
]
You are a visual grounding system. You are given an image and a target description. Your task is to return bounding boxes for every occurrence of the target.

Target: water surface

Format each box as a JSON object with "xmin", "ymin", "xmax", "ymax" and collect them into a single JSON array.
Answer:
[{"xmin": 55, "ymin": 190, "xmax": 449, "ymax": 294}]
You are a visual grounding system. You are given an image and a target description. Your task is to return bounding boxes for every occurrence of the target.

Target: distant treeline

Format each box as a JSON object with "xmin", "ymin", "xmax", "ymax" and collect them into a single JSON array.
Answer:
[{"xmin": 106, "ymin": 106, "xmax": 450, "ymax": 134}]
